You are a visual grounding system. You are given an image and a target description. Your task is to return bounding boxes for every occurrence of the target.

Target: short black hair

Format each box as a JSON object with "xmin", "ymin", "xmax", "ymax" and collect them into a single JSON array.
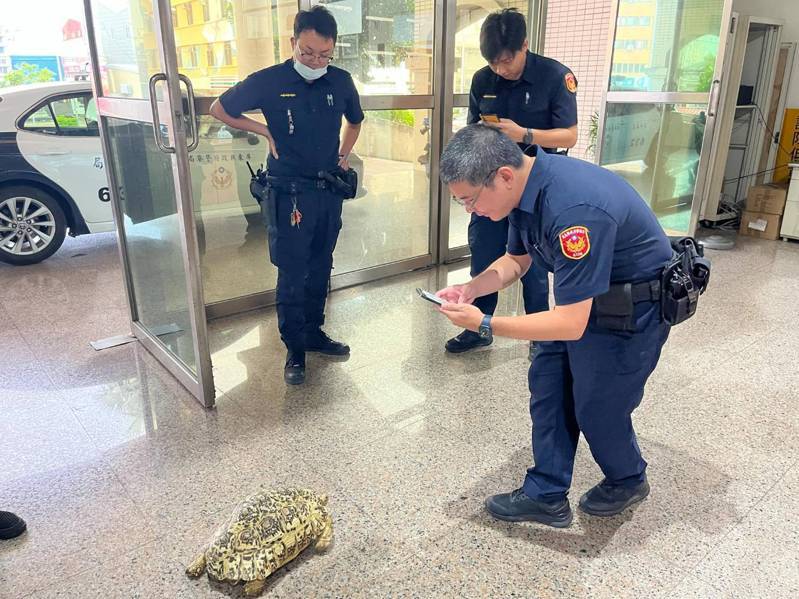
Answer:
[
  {"xmin": 294, "ymin": 5, "xmax": 337, "ymax": 43},
  {"xmin": 480, "ymin": 8, "xmax": 527, "ymax": 63}
]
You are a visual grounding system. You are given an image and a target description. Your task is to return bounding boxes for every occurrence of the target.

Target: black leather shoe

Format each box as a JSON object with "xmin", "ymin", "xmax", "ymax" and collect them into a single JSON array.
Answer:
[
  {"xmin": 284, "ymin": 352, "xmax": 306, "ymax": 385},
  {"xmin": 305, "ymin": 330, "xmax": 350, "ymax": 356},
  {"xmin": 485, "ymin": 488, "xmax": 573, "ymax": 528},
  {"xmin": 0, "ymin": 511, "xmax": 26, "ymax": 540},
  {"xmin": 579, "ymin": 477, "xmax": 650, "ymax": 516},
  {"xmin": 445, "ymin": 329, "xmax": 492, "ymax": 353}
]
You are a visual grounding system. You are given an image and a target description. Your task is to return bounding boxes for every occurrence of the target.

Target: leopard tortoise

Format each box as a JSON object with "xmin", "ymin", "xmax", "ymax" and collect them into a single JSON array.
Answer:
[{"xmin": 186, "ymin": 488, "xmax": 333, "ymax": 596}]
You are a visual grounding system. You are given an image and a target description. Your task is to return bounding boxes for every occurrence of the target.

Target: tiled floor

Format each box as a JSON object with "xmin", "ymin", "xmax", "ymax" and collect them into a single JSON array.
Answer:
[{"xmin": 1, "ymin": 231, "xmax": 797, "ymax": 598}]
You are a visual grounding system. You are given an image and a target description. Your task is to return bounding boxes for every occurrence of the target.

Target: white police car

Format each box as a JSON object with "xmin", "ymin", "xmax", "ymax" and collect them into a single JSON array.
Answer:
[
  {"xmin": 0, "ymin": 82, "xmax": 112, "ymax": 265},
  {"xmin": 0, "ymin": 82, "xmax": 365, "ymax": 266}
]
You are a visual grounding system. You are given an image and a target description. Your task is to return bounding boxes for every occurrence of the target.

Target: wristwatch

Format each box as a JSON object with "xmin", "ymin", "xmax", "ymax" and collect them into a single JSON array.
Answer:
[
  {"xmin": 523, "ymin": 128, "xmax": 533, "ymax": 145},
  {"xmin": 478, "ymin": 314, "xmax": 493, "ymax": 339}
]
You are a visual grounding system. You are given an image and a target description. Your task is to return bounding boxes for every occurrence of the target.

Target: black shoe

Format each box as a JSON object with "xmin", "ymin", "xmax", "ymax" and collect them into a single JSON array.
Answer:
[
  {"xmin": 0, "ymin": 511, "xmax": 26, "ymax": 540},
  {"xmin": 305, "ymin": 330, "xmax": 350, "ymax": 356},
  {"xmin": 445, "ymin": 329, "xmax": 492, "ymax": 354},
  {"xmin": 284, "ymin": 351, "xmax": 306, "ymax": 385},
  {"xmin": 485, "ymin": 489, "xmax": 573, "ymax": 528},
  {"xmin": 579, "ymin": 477, "xmax": 650, "ymax": 516}
]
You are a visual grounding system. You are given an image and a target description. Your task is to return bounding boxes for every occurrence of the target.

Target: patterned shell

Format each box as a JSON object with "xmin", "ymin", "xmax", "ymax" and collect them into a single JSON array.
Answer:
[{"xmin": 203, "ymin": 488, "xmax": 331, "ymax": 583}]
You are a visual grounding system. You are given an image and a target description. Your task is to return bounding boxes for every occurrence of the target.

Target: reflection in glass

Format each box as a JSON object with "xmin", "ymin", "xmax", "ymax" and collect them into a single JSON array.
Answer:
[
  {"xmin": 105, "ymin": 117, "xmax": 198, "ymax": 373},
  {"xmin": 453, "ymin": 1, "xmax": 531, "ymax": 95},
  {"xmin": 316, "ymin": 0, "xmax": 434, "ymax": 95},
  {"xmin": 600, "ymin": 102, "xmax": 706, "ymax": 234},
  {"xmin": 195, "ymin": 109, "xmax": 431, "ymax": 305},
  {"xmin": 192, "ymin": 115, "xmax": 274, "ymax": 305},
  {"xmin": 336, "ymin": 108, "xmax": 431, "ymax": 270},
  {"xmin": 92, "ymin": 0, "xmax": 160, "ymax": 98},
  {"xmin": 172, "ymin": 0, "xmax": 297, "ymax": 97},
  {"xmin": 448, "ymin": 107, "xmax": 471, "ymax": 250},
  {"xmin": 610, "ymin": 0, "xmax": 723, "ymax": 92}
]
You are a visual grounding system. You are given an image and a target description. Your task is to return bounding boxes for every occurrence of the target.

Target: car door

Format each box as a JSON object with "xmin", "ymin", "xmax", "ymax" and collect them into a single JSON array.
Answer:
[{"xmin": 16, "ymin": 92, "xmax": 113, "ymax": 228}]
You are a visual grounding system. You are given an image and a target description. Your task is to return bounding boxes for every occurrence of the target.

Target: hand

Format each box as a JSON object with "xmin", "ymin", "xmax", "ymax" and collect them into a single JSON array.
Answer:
[
  {"xmin": 262, "ymin": 125, "xmax": 279, "ymax": 159},
  {"xmin": 435, "ymin": 283, "xmax": 476, "ymax": 304},
  {"xmin": 494, "ymin": 118, "xmax": 524, "ymax": 143},
  {"xmin": 337, "ymin": 154, "xmax": 350, "ymax": 170},
  {"xmin": 439, "ymin": 303, "xmax": 484, "ymax": 332}
]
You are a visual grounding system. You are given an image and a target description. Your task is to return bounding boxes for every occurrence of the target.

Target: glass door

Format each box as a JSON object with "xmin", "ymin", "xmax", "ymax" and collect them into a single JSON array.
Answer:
[
  {"xmin": 84, "ymin": 0, "xmax": 215, "ymax": 406},
  {"xmin": 441, "ymin": 0, "xmax": 539, "ymax": 262},
  {"xmin": 597, "ymin": 0, "xmax": 734, "ymax": 236}
]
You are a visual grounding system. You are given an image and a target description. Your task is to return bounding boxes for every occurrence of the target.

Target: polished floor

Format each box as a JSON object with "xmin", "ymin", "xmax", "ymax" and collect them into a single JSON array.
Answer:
[{"xmin": 1, "ymin": 232, "xmax": 798, "ymax": 598}]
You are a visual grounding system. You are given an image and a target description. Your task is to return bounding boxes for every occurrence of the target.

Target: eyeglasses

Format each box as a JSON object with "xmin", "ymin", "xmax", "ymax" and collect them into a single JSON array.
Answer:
[
  {"xmin": 451, "ymin": 170, "xmax": 497, "ymax": 211},
  {"xmin": 297, "ymin": 46, "xmax": 335, "ymax": 64}
]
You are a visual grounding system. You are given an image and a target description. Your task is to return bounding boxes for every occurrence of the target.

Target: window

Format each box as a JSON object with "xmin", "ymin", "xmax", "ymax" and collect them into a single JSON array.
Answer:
[
  {"xmin": 207, "ymin": 45, "xmax": 217, "ymax": 67},
  {"xmin": 21, "ymin": 106, "xmax": 57, "ymax": 133},
  {"xmin": 185, "ymin": 2, "xmax": 194, "ymax": 26},
  {"xmin": 21, "ymin": 94, "xmax": 98, "ymax": 136},
  {"xmin": 202, "ymin": 0, "xmax": 210, "ymax": 22},
  {"xmin": 223, "ymin": 42, "xmax": 233, "ymax": 66}
]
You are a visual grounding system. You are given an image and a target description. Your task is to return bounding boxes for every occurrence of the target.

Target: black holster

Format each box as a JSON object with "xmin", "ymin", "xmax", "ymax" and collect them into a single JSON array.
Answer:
[
  {"xmin": 594, "ymin": 280, "xmax": 660, "ymax": 332},
  {"xmin": 660, "ymin": 237, "xmax": 711, "ymax": 326}
]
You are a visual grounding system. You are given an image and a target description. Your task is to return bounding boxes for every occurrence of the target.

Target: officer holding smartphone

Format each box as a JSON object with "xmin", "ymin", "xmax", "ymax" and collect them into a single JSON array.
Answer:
[{"xmin": 445, "ymin": 8, "xmax": 578, "ymax": 358}]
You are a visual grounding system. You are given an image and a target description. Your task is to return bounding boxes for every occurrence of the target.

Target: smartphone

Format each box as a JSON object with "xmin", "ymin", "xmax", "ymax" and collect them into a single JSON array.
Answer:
[
  {"xmin": 480, "ymin": 113, "xmax": 500, "ymax": 123},
  {"xmin": 416, "ymin": 288, "xmax": 445, "ymax": 306}
]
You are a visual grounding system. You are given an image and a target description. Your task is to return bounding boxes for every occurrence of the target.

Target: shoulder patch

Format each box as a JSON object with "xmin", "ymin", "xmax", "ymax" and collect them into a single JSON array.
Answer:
[
  {"xmin": 564, "ymin": 72, "xmax": 577, "ymax": 94},
  {"xmin": 559, "ymin": 226, "xmax": 590, "ymax": 259}
]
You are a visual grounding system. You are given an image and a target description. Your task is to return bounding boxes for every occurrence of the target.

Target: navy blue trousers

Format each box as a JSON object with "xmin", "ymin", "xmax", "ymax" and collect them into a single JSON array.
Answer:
[
  {"xmin": 468, "ymin": 214, "xmax": 549, "ymax": 315},
  {"xmin": 522, "ymin": 301, "xmax": 670, "ymax": 502},
  {"xmin": 264, "ymin": 187, "xmax": 343, "ymax": 352}
]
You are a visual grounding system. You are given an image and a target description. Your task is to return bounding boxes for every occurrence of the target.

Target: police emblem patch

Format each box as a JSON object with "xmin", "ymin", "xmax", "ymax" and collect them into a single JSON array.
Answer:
[
  {"xmin": 559, "ymin": 226, "xmax": 590, "ymax": 259},
  {"xmin": 564, "ymin": 72, "xmax": 577, "ymax": 93}
]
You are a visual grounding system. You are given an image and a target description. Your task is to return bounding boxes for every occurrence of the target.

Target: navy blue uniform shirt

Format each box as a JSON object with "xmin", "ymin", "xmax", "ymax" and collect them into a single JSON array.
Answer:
[
  {"xmin": 468, "ymin": 51, "xmax": 578, "ymax": 152},
  {"xmin": 219, "ymin": 59, "xmax": 364, "ymax": 178},
  {"xmin": 507, "ymin": 146, "xmax": 673, "ymax": 306}
]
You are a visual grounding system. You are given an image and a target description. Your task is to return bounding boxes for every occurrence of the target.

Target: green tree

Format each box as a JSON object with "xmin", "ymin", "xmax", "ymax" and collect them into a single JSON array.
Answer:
[{"xmin": 1, "ymin": 63, "xmax": 57, "ymax": 88}]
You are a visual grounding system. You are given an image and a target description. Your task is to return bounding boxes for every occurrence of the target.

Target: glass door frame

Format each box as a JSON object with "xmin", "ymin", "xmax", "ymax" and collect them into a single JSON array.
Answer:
[
  {"xmin": 83, "ymin": 0, "xmax": 216, "ymax": 407},
  {"xmin": 596, "ymin": 0, "xmax": 735, "ymax": 236}
]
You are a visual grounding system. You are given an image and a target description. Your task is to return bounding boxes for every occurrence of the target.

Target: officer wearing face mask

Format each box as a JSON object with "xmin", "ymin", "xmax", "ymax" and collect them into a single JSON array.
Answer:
[{"xmin": 210, "ymin": 6, "xmax": 363, "ymax": 385}]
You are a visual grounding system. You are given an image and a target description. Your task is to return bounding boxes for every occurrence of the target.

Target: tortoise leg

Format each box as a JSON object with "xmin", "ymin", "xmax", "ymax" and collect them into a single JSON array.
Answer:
[
  {"xmin": 185, "ymin": 553, "xmax": 206, "ymax": 577},
  {"xmin": 314, "ymin": 514, "xmax": 334, "ymax": 551},
  {"xmin": 243, "ymin": 579, "xmax": 267, "ymax": 596}
]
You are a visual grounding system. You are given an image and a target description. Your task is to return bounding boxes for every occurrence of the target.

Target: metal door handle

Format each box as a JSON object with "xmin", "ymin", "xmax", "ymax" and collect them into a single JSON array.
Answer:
[
  {"xmin": 707, "ymin": 78, "xmax": 721, "ymax": 118},
  {"xmin": 148, "ymin": 73, "xmax": 175, "ymax": 154},
  {"xmin": 178, "ymin": 74, "xmax": 199, "ymax": 152}
]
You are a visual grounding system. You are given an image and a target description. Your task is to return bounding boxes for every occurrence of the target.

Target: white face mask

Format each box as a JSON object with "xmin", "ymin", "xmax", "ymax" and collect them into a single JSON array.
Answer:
[{"xmin": 293, "ymin": 49, "xmax": 328, "ymax": 81}]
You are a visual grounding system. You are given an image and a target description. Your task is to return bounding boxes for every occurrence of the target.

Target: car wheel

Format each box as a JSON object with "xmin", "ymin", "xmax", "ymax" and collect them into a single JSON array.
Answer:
[{"xmin": 0, "ymin": 186, "xmax": 67, "ymax": 266}]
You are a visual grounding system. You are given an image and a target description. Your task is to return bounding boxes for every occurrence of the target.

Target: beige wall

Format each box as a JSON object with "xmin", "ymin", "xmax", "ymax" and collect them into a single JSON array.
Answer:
[{"xmin": 543, "ymin": 0, "xmax": 614, "ymax": 162}]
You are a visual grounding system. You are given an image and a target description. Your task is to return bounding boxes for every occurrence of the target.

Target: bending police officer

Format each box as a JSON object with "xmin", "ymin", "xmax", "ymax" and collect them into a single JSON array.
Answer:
[
  {"xmin": 446, "ymin": 8, "xmax": 578, "ymax": 357},
  {"xmin": 437, "ymin": 125, "xmax": 672, "ymax": 528},
  {"xmin": 211, "ymin": 6, "xmax": 363, "ymax": 385}
]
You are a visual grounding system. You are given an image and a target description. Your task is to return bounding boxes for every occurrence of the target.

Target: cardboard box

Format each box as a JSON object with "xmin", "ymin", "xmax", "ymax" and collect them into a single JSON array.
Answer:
[
  {"xmin": 745, "ymin": 183, "xmax": 788, "ymax": 215},
  {"xmin": 739, "ymin": 210, "xmax": 783, "ymax": 240}
]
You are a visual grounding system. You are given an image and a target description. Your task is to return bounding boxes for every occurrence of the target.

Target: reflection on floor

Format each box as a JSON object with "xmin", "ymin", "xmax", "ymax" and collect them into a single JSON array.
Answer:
[{"xmin": 1, "ymin": 231, "xmax": 798, "ymax": 597}]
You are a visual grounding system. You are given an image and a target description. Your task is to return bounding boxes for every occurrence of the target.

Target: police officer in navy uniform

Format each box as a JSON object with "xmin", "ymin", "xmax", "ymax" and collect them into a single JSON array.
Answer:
[
  {"xmin": 436, "ymin": 125, "xmax": 672, "ymax": 527},
  {"xmin": 445, "ymin": 8, "xmax": 578, "ymax": 356},
  {"xmin": 210, "ymin": 6, "xmax": 363, "ymax": 385}
]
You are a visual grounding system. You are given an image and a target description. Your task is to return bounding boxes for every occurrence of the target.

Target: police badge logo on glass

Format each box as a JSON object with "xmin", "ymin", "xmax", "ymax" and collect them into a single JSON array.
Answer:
[{"xmin": 559, "ymin": 226, "xmax": 590, "ymax": 259}]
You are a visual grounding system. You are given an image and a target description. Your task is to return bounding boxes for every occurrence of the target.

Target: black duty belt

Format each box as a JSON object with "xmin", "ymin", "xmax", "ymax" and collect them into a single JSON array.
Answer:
[
  {"xmin": 264, "ymin": 175, "xmax": 329, "ymax": 192},
  {"xmin": 628, "ymin": 279, "xmax": 661, "ymax": 303},
  {"xmin": 594, "ymin": 279, "xmax": 661, "ymax": 332}
]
